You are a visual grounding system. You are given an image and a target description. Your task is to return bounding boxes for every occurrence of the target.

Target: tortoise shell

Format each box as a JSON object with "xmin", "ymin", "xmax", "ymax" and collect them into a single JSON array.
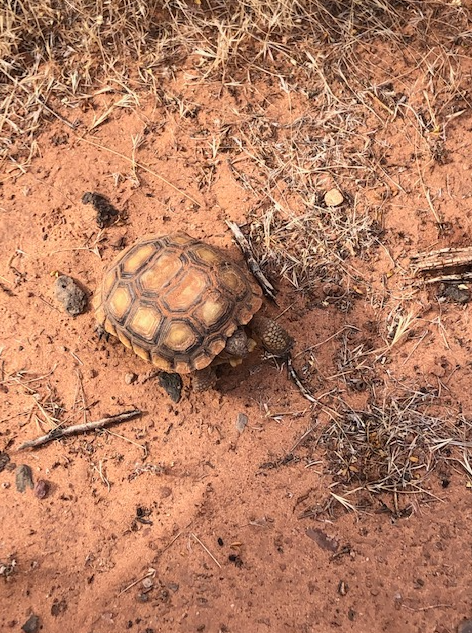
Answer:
[{"xmin": 93, "ymin": 232, "xmax": 263, "ymax": 374}]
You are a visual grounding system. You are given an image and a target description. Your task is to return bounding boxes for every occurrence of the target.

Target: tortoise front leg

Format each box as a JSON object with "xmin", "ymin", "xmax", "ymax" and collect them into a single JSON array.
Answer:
[
  {"xmin": 250, "ymin": 314, "xmax": 294, "ymax": 357},
  {"xmin": 192, "ymin": 366, "xmax": 218, "ymax": 392}
]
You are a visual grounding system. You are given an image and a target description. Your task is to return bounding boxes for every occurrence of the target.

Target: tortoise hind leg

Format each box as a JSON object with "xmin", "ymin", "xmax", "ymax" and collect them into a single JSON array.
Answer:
[
  {"xmin": 192, "ymin": 366, "xmax": 218, "ymax": 392},
  {"xmin": 250, "ymin": 314, "xmax": 294, "ymax": 357}
]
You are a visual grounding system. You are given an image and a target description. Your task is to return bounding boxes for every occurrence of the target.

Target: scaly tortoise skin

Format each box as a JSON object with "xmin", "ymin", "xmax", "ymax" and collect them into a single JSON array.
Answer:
[{"xmin": 93, "ymin": 232, "xmax": 293, "ymax": 389}]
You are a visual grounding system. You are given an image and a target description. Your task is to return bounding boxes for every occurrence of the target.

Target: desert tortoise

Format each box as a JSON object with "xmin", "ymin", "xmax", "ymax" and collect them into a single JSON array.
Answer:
[{"xmin": 93, "ymin": 232, "xmax": 293, "ymax": 390}]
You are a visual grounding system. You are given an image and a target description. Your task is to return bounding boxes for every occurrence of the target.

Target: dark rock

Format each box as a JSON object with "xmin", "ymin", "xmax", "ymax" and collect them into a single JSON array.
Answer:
[
  {"xmin": 34, "ymin": 480, "xmax": 50, "ymax": 499},
  {"xmin": 158, "ymin": 372, "xmax": 182, "ymax": 403},
  {"xmin": 0, "ymin": 452, "xmax": 10, "ymax": 473},
  {"xmin": 55, "ymin": 275, "xmax": 88, "ymax": 316},
  {"xmin": 458, "ymin": 620, "xmax": 472, "ymax": 633},
  {"xmin": 439, "ymin": 283, "xmax": 471, "ymax": 304},
  {"xmin": 15, "ymin": 464, "xmax": 34, "ymax": 492},
  {"xmin": 82, "ymin": 191, "xmax": 120, "ymax": 228},
  {"xmin": 21, "ymin": 614, "xmax": 40, "ymax": 633}
]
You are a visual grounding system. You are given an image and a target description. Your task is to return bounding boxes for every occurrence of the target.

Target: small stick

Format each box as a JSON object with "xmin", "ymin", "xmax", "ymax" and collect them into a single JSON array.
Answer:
[
  {"xmin": 226, "ymin": 220, "xmax": 277, "ymax": 302},
  {"xmin": 119, "ymin": 568, "xmax": 156, "ymax": 596},
  {"xmin": 286, "ymin": 356, "xmax": 317, "ymax": 403},
  {"xmin": 411, "ymin": 246, "xmax": 472, "ymax": 273},
  {"xmin": 401, "ymin": 603, "xmax": 453, "ymax": 612},
  {"xmin": 290, "ymin": 425, "xmax": 316, "ymax": 452},
  {"xmin": 191, "ymin": 533, "xmax": 222, "ymax": 568},
  {"xmin": 17, "ymin": 409, "xmax": 142, "ymax": 450}
]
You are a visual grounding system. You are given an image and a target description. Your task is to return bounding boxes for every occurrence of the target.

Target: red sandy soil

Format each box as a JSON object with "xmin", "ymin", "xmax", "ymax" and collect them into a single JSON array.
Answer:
[{"xmin": 1, "ymin": 46, "xmax": 472, "ymax": 633}]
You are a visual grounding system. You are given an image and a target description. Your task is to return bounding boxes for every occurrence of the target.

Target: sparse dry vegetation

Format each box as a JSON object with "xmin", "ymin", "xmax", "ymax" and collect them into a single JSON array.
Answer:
[
  {"xmin": 321, "ymin": 383, "xmax": 472, "ymax": 498},
  {"xmin": 2, "ymin": 0, "xmax": 472, "ymax": 516},
  {"xmin": 2, "ymin": 0, "xmax": 470, "ymax": 170},
  {"xmin": 4, "ymin": 2, "xmax": 472, "ymax": 629}
]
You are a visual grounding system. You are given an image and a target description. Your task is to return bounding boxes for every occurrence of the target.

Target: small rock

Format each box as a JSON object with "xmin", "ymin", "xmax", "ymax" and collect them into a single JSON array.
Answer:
[
  {"xmin": 21, "ymin": 614, "xmax": 40, "ymax": 633},
  {"xmin": 159, "ymin": 486, "xmax": 172, "ymax": 499},
  {"xmin": 324, "ymin": 188, "xmax": 344, "ymax": 206},
  {"xmin": 34, "ymin": 480, "xmax": 49, "ymax": 500},
  {"xmin": 236, "ymin": 413, "xmax": 248, "ymax": 433},
  {"xmin": 338, "ymin": 580, "xmax": 348, "ymax": 596},
  {"xmin": 142, "ymin": 577, "xmax": 154, "ymax": 590},
  {"xmin": 136, "ymin": 592, "xmax": 149, "ymax": 603},
  {"xmin": 55, "ymin": 275, "xmax": 88, "ymax": 316},
  {"xmin": 458, "ymin": 620, "xmax": 472, "ymax": 633},
  {"xmin": 305, "ymin": 527, "xmax": 339, "ymax": 552},
  {"xmin": 439, "ymin": 283, "xmax": 470, "ymax": 304},
  {"xmin": 0, "ymin": 452, "xmax": 10, "ymax": 473},
  {"xmin": 124, "ymin": 372, "xmax": 137, "ymax": 385},
  {"xmin": 15, "ymin": 464, "xmax": 34, "ymax": 492}
]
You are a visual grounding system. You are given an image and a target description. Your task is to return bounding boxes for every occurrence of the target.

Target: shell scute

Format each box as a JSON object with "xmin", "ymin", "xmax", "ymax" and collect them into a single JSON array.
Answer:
[
  {"xmin": 138, "ymin": 251, "xmax": 183, "ymax": 294},
  {"xmin": 120, "ymin": 243, "xmax": 156, "ymax": 276}
]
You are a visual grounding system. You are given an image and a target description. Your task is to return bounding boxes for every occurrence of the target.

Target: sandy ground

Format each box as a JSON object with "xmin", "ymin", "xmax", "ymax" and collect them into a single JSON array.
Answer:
[{"xmin": 2, "ymin": 36, "xmax": 472, "ymax": 633}]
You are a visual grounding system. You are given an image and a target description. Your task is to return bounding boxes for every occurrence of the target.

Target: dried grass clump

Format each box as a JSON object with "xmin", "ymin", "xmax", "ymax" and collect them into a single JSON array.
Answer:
[
  {"xmin": 247, "ymin": 202, "xmax": 380, "ymax": 292},
  {"xmin": 321, "ymin": 385, "xmax": 472, "ymax": 496}
]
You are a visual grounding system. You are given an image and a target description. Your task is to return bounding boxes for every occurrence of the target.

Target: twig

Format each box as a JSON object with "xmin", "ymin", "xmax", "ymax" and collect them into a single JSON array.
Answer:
[
  {"xmin": 17, "ymin": 409, "xmax": 142, "ymax": 450},
  {"xmin": 191, "ymin": 533, "xmax": 222, "ymax": 568},
  {"xmin": 119, "ymin": 568, "xmax": 156, "ymax": 596},
  {"xmin": 1, "ymin": 68, "xmax": 79, "ymax": 130},
  {"xmin": 77, "ymin": 137, "xmax": 201, "ymax": 207},
  {"xmin": 286, "ymin": 355, "xmax": 317, "ymax": 403},
  {"xmin": 226, "ymin": 220, "xmax": 277, "ymax": 302},
  {"xmin": 290, "ymin": 425, "xmax": 317, "ymax": 452},
  {"xmin": 401, "ymin": 603, "xmax": 453, "ymax": 612}
]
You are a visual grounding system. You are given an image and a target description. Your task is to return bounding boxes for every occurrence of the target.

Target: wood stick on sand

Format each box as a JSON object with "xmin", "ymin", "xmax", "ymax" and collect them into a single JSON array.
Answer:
[
  {"xmin": 226, "ymin": 220, "xmax": 278, "ymax": 302},
  {"xmin": 17, "ymin": 409, "xmax": 142, "ymax": 451}
]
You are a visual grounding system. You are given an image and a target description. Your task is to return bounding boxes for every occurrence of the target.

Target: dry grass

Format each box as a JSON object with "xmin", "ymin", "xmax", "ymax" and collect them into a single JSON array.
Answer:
[
  {"xmin": 248, "ymin": 199, "xmax": 381, "ymax": 291},
  {"xmin": 320, "ymin": 382, "xmax": 472, "ymax": 497},
  {"xmin": 2, "ymin": 3, "xmax": 469, "ymax": 292},
  {"xmin": 2, "ymin": 1, "xmax": 469, "ymax": 171}
]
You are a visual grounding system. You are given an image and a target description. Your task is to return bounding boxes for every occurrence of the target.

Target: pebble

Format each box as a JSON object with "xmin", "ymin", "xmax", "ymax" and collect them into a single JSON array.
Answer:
[
  {"xmin": 338, "ymin": 580, "xmax": 348, "ymax": 596},
  {"xmin": 439, "ymin": 283, "xmax": 470, "ymax": 304},
  {"xmin": 0, "ymin": 451, "xmax": 10, "ymax": 473},
  {"xmin": 55, "ymin": 275, "xmax": 88, "ymax": 316},
  {"xmin": 15, "ymin": 464, "xmax": 34, "ymax": 493},
  {"xmin": 34, "ymin": 480, "xmax": 49, "ymax": 500},
  {"xmin": 458, "ymin": 620, "xmax": 472, "ymax": 633},
  {"xmin": 21, "ymin": 614, "xmax": 40, "ymax": 633},
  {"xmin": 236, "ymin": 413, "xmax": 248, "ymax": 433},
  {"xmin": 160, "ymin": 486, "xmax": 172, "ymax": 499},
  {"xmin": 324, "ymin": 188, "xmax": 344, "ymax": 206},
  {"xmin": 142, "ymin": 577, "xmax": 154, "ymax": 590},
  {"xmin": 124, "ymin": 372, "xmax": 137, "ymax": 385}
]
